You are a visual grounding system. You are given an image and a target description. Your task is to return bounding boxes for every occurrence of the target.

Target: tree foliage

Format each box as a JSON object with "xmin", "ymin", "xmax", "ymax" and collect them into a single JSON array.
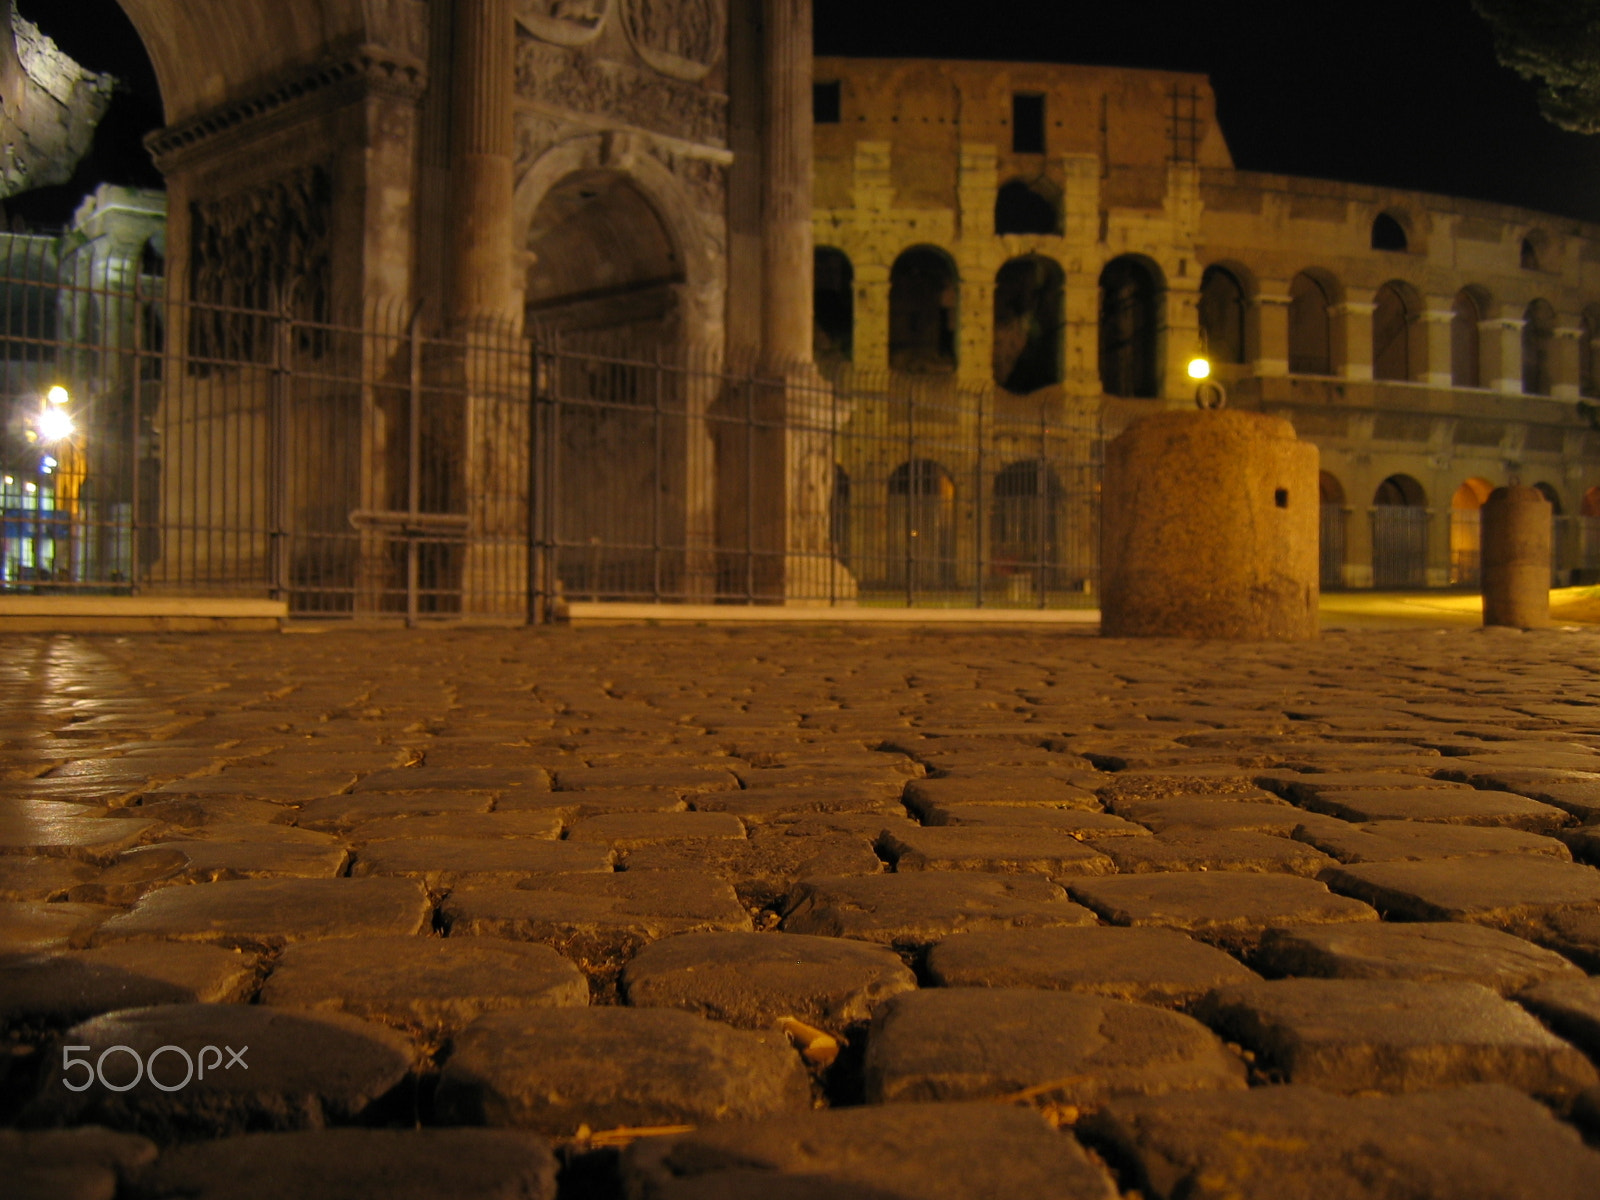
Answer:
[{"xmin": 1473, "ymin": 1, "xmax": 1600, "ymax": 134}]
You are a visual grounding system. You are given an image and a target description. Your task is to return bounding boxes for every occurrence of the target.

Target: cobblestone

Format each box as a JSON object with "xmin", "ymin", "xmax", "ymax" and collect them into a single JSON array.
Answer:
[{"xmin": 8, "ymin": 624, "xmax": 1600, "ymax": 1192}]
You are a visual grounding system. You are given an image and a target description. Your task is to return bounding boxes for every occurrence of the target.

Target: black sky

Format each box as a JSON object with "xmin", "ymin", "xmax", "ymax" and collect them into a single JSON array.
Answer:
[{"xmin": 11, "ymin": 0, "xmax": 1600, "ymax": 227}]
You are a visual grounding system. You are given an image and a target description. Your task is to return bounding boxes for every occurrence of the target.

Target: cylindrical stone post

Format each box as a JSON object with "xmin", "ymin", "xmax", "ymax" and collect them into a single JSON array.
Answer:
[
  {"xmin": 1101, "ymin": 409, "xmax": 1319, "ymax": 639},
  {"xmin": 449, "ymin": 0, "xmax": 515, "ymax": 326},
  {"xmin": 760, "ymin": 0, "xmax": 814, "ymax": 370},
  {"xmin": 1481, "ymin": 485, "xmax": 1552, "ymax": 629}
]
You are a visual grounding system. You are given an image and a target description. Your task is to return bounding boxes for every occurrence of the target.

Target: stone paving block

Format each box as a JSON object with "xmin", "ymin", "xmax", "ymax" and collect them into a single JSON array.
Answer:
[
  {"xmin": 1093, "ymin": 767, "xmax": 1276, "ymax": 801},
  {"xmin": 164, "ymin": 822, "xmax": 343, "ymax": 846},
  {"xmin": 0, "ymin": 1127, "xmax": 156, "ymax": 1200},
  {"xmin": 1541, "ymin": 909, "xmax": 1600, "ymax": 970},
  {"xmin": 0, "ymin": 943, "xmax": 257, "ymax": 1033},
  {"xmin": 293, "ymin": 791, "xmax": 495, "ymax": 832},
  {"xmin": 878, "ymin": 826, "xmax": 1116, "ymax": 876},
  {"xmin": 434, "ymin": 1007, "xmax": 810, "ymax": 1134},
  {"xmin": 93, "ymin": 878, "xmax": 432, "ymax": 951},
  {"xmin": 620, "ymin": 930, "xmax": 916, "ymax": 1031},
  {"xmin": 2, "ymin": 901, "xmax": 120, "ymax": 956},
  {"xmin": 259, "ymin": 935, "xmax": 586, "ymax": 1047},
  {"xmin": 864, "ymin": 987, "xmax": 1246, "ymax": 1105},
  {"xmin": 1292, "ymin": 787, "xmax": 1572, "ymax": 831},
  {"xmin": 782, "ymin": 872, "xmax": 1096, "ymax": 949},
  {"xmin": 925, "ymin": 926, "xmax": 1259, "ymax": 1008},
  {"xmin": 1517, "ymin": 976, "xmax": 1600, "ymax": 1058},
  {"xmin": 1461, "ymin": 775, "xmax": 1600, "ymax": 823},
  {"xmin": 351, "ymin": 766, "xmax": 552, "ymax": 793},
  {"xmin": 901, "ymin": 775, "xmax": 1100, "ymax": 810},
  {"xmin": 1101, "ymin": 798, "xmax": 1313, "ymax": 838},
  {"xmin": 68, "ymin": 841, "xmax": 350, "ymax": 904},
  {"xmin": 1268, "ymin": 772, "xmax": 1471, "ymax": 801},
  {"xmin": 128, "ymin": 797, "xmax": 293, "ymax": 828},
  {"xmin": 1294, "ymin": 819, "xmax": 1573, "ymax": 863},
  {"xmin": 1319, "ymin": 857, "xmax": 1600, "ymax": 940},
  {"xmin": 621, "ymin": 831, "xmax": 882, "ymax": 910},
  {"xmin": 146, "ymin": 772, "xmax": 358, "ymax": 803},
  {"xmin": 1083, "ymin": 1083, "xmax": 1600, "ymax": 1200},
  {"xmin": 566, "ymin": 811, "xmax": 747, "ymax": 848},
  {"xmin": 28, "ymin": 1003, "xmax": 414, "ymax": 1139},
  {"xmin": 553, "ymin": 765, "xmax": 739, "ymax": 793},
  {"xmin": 0, "ymin": 811, "xmax": 157, "ymax": 865},
  {"xmin": 442, "ymin": 871, "xmax": 752, "ymax": 982},
  {"xmin": 349, "ymin": 837, "xmax": 612, "ymax": 886},
  {"xmin": 735, "ymin": 766, "xmax": 909, "ymax": 799},
  {"xmin": 1086, "ymin": 830, "xmax": 1337, "ymax": 877},
  {"xmin": 131, "ymin": 1129, "xmax": 558, "ymax": 1200},
  {"xmin": 1067, "ymin": 873, "xmax": 1377, "ymax": 953},
  {"xmin": 342, "ymin": 811, "xmax": 565, "ymax": 842},
  {"xmin": 1195, "ymin": 978, "xmax": 1598, "ymax": 1100},
  {"xmin": 622, "ymin": 1101, "xmax": 1118, "ymax": 1200},
  {"xmin": 0, "ymin": 855, "xmax": 100, "ymax": 901},
  {"xmin": 1253, "ymin": 922, "xmax": 1585, "ymax": 993},
  {"xmin": 690, "ymin": 787, "xmax": 906, "ymax": 824},
  {"xmin": 907, "ymin": 801, "xmax": 1147, "ymax": 837}
]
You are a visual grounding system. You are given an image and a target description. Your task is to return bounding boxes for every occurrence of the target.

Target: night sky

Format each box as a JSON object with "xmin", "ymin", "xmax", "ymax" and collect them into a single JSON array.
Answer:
[{"xmin": 11, "ymin": 0, "xmax": 1600, "ymax": 227}]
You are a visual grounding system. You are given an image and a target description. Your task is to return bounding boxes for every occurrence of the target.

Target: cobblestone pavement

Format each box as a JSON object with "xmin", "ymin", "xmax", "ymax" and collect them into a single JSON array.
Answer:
[{"xmin": 6, "ymin": 623, "xmax": 1600, "ymax": 1198}]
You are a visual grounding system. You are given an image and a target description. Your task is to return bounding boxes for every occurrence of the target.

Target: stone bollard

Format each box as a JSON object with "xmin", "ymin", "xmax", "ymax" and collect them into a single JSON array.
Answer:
[
  {"xmin": 1101, "ymin": 409, "xmax": 1319, "ymax": 639},
  {"xmin": 1481, "ymin": 485, "xmax": 1552, "ymax": 629}
]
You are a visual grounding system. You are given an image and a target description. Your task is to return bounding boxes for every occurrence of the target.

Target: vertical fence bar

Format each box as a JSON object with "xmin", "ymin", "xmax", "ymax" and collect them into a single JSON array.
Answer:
[
  {"xmin": 405, "ymin": 307, "xmax": 423, "ymax": 627},
  {"xmin": 268, "ymin": 294, "xmax": 291, "ymax": 602},
  {"xmin": 974, "ymin": 385, "xmax": 985, "ymax": 608},
  {"xmin": 744, "ymin": 370, "xmax": 754, "ymax": 603}
]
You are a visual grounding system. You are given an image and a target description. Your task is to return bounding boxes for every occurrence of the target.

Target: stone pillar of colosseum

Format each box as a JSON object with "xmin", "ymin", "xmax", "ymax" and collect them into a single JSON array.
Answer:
[
  {"xmin": 1484, "ymin": 312, "xmax": 1524, "ymax": 395},
  {"xmin": 1553, "ymin": 324, "xmax": 1583, "ymax": 401},
  {"xmin": 1422, "ymin": 302, "xmax": 1456, "ymax": 387},
  {"xmin": 1337, "ymin": 300, "xmax": 1375, "ymax": 381},
  {"xmin": 448, "ymin": 0, "xmax": 515, "ymax": 325},
  {"xmin": 1255, "ymin": 286, "xmax": 1290, "ymax": 377}
]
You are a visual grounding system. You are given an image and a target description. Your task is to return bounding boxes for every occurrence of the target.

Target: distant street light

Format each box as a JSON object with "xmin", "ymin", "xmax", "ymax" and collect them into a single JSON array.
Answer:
[
  {"xmin": 37, "ymin": 404, "xmax": 74, "ymax": 443},
  {"xmin": 1188, "ymin": 355, "xmax": 1226, "ymax": 410}
]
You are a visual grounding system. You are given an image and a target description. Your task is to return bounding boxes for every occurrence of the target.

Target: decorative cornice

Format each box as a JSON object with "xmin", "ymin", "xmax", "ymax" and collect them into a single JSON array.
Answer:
[{"xmin": 146, "ymin": 45, "xmax": 426, "ymax": 166}]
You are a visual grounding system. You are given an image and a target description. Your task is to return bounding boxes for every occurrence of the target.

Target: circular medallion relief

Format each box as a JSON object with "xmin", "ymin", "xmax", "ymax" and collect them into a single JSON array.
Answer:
[
  {"xmin": 620, "ymin": 0, "xmax": 724, "ymax": 82},
  {"xmin": 516, "ymin": 0, "xmax": 611, "ymax": 47}
]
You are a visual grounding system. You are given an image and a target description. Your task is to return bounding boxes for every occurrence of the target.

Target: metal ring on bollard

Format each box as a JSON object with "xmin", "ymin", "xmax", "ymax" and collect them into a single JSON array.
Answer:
[{"xmin": 1195, "ymin": 381, "xmax": 1227, "ymax": 410}]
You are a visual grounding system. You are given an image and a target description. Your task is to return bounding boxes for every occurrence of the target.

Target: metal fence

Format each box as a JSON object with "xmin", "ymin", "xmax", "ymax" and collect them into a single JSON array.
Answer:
[{"xmin": 2, "ymin": 263, "xmax": 1105, "ymax": 619}]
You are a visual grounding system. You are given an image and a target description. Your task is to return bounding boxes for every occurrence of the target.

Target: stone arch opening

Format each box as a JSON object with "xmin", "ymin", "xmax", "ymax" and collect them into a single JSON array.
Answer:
[
  {"xmin": 1449, "ymin": 477, "xmax": 1494, "ymax": 586},
  {"xmin": 991, "ymin": 458, "xmax": 1060, "ymax": 593},
  {"xmin": 887, "ymin": 458, "xmax": 956, "ymax": 589},
  {"xmin": 1099, "ymin": 255, "xmax": 1164, "ymax": 398},
  {"xmin": 993, "ymin": 255, "xmax": 1063, "ymax": 393},
  {"xmin": 1198, "ymin": 265, "xmax": 1248, "ymax": 365},
  {"xmin": 994, "ymin": 179, "xmax": 1060, "ymax": 236},
  {"xmin": 1534, "ymin": 482, "xmax": 1562, "ymax": 514},
  {"xmin": 814, "ymin": 246, "xmax": 853, "ymax": 364},
  {"xmin": 1583, "ymin": 306, "xmax": 1600, "ymax": 399},
  {"xmin": 1373, "ymin": 280, "xmax": 1421, "ymax": 382},
  {"xmin": 1371, "ymin": 211, "xmax": 1408, "ymax": 252},
  {"xmin": 1372, "ymin": 473, "xmax": 1427, "ymax": 589},
  {"xmin": 1522, "ymin": 231, "xmax": 1547, "ymax": 271},
  {"xmin": 890, "ymin": 246, "xmax": 958, "ymax": 374},
  {"xmin": 524, "ymin": 170, "xmax": 684, "ymax": 345},
  {"xmin": 1452, "ymin": 287, "xmax": 1487, "ymax": 388},
  {"xmin": 1523, "ymin": 299, "xmax": 1555, "ymax": 396},
  {"xmin": 1319, "ymin": 470, "xmax": 1347, "ymax": 589},
  {"xmin": 1288, "ymin": 270, "xmax": 1337, "ymax": 376}
]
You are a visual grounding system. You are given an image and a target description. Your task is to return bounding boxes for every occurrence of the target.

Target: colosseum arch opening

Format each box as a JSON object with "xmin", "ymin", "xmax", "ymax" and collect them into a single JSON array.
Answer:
[
  {"xmin": 993, "ymin": 255, "xmax": 1063, "ymax": 393},
  {"xmin": 1099, "ymin": 255, "xmax": 1164, "ymax": 398},
  {"xmin": 1372, "ymin": 474, "xmax": 1428, "ymax": 589}
]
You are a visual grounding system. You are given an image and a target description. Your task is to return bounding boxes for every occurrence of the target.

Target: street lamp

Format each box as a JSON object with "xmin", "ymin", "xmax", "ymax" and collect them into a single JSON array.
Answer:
[
  {"xmin": 1188, "ymin": 356, "xmax": 1226, "ymax": 410},
  {"xmin": 36, "ymin": 388, "xmax": 74, "ymax": 444}
]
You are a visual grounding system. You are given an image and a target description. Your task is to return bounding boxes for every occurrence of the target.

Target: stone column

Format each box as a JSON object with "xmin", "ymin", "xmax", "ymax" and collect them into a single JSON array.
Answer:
[
  {"xmin": 1553, "ymin": 325, "xmax": 1583, "ymax": 401},
  {"xmin": 1255, "ymin": 286, "xmax": 1290, "ymax": 377},
  {"xmin": 1484, "ymin": 314, "xmax": 1524, "ymax": 395},
  {"xmin": 1336, "ymin": 301, "xmax": 1375, "ymax": 381},
  {"xmin": 449, "ymin": 0, "xmax": 516, "ymax": 326},
  {"xmin": 1482, "ymin": 485, "xmax": 1553, "ymax": 628},
  {"xmin": 1422, "ymin": 302, "xmax": 1456, "ymax": 388}
]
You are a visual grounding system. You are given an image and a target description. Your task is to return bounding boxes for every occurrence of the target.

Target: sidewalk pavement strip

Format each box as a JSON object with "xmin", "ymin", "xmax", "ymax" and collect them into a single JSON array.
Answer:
[{"xmin": 4, "ymin": 623, "xmax": 1600, "ymax": 1197}]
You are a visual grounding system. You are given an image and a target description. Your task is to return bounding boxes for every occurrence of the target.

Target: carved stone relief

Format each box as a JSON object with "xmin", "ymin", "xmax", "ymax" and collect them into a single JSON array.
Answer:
[
  {"xmin": 515, "ymin": 38, "xmax": 727, "ymax": 146},
  {"xmin": 515, "ymin": 0, "xmax": 610, "ymax": 47},
  {"xmin": 189, "ymin": 166, "xmax": 332, "ymax": 361},
  {"xmin": 620, "ymin": 0, "xmax": 724, "ymax": 82}
]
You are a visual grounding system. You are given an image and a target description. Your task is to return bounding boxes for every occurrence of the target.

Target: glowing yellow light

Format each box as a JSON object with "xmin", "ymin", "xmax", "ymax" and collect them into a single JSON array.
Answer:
[
  {"xmin": 37, "ymin": 406, "xmax": 74, "ymax": 443},
  {"xmin": 1187, "ymin": 357, "xmax": 1212, "ymax": 381},
  {"xmin": 47, "ymin": 385, "xmax": 69, "ymax": 406}
]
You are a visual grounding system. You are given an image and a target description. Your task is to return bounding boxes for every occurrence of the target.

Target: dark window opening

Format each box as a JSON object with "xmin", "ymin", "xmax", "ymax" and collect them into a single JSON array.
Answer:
[
  {"xmin": 890, "ymin": 247, "xmax": 958, "ymax": 373},
  {"xmin": 1099, "ymin": 256, "xmax": 1163, "ymax": 397},
  {"xmin": 1521, "ymin": 237, "xmax": 1541, "ymax": 271},
  {"xmin": 1198, "ymin": 266, "xmax": 1247, "ymax": 365},
  {"xmin": 994, "ymin": 179, "xmax": 1059, "ymax": 235},
  {"xmin": 813, "ymin": 81, "xmax": 841, "ymax": 125},
  {"xmin": 993, "ymin": 255, "xmax": 1063, "ymax": 393},
  {"xmin": 813, "ymin": 247, "xmax": 853, "ymax": 362},
  {"xmin": 1288, "ymin": 272, "xmax": 1333, "ymax": 376},
  {"xmin": 1012, "ymin": 94, "xmax": 1045, "ymax": 154},
  {"xmin": 1274, "ymin": 488, "xmax": 1289, "ymax": 508},
  {"xmin": 1371, "ymin": 213, "xmax": 1407, "ymax": 252}
]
